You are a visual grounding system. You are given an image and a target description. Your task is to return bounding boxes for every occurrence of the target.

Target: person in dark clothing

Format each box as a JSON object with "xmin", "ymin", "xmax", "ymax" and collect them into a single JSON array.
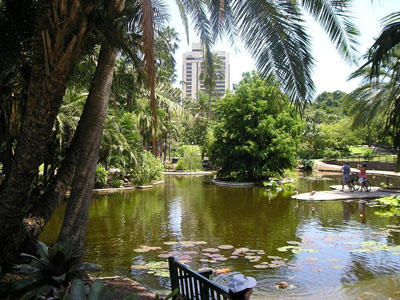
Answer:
[
  {"xmin": 227, "ymin": 274, "xmax": 257, "ymax": 300},
  {"xmin": 340, "ymin": 160, "xmax": 351, "ymax": 191}
]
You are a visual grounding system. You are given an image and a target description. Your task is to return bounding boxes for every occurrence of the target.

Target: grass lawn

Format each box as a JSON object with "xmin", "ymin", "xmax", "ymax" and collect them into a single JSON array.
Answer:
[{"xmin": 347, "ymin": 146, "xmax": 396, "ymax": 162}]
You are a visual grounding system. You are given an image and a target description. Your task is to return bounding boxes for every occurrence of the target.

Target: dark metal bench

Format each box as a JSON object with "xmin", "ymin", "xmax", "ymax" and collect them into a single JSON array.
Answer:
[{"xmin": 168, "ymin": 257, "xmax": 231, "ymax": 300}]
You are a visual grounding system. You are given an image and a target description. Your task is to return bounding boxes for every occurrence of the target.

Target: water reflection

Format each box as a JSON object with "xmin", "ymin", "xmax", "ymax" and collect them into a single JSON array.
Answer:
[{"xmin": 40, "ymin": 173, "xmax": 400, "ymax": 299}]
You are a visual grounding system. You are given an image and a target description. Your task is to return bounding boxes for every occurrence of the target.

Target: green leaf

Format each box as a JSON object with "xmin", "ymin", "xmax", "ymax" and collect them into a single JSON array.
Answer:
[
  {"xmin": 88, "ymin": 280, "xmax": 103, "ymax": 300},
  {"xmin": 70, "ymin": 263, "xmax": 102, "ymax": 273},
  {"xmin": 164, "ymin": 288, "xmax": 179, "ymax": 300},
  {"xmin": 12, "ymin": 277, "xmax": 38, "ymax": 292},
  {"xmin": 14, "ymin": 263, "xmax": 42, "ymax": 273},
  {"xmin": 52, "ymin": 273, "xmax": 67, "ymax": 284},
  {"xmin": 70, "ymin": 279, "xmax": 87, "ymax": 300},
  {"xmin": 36, "ymin": 241, "xmax": 49, "ymax": 260},
  {"xmin": 20, "ymin": 253, "xmax": 49, "ymax": 268},
  {"xmin": 100, "ymin": 287, "xmax": 115, "ymax": 300}
]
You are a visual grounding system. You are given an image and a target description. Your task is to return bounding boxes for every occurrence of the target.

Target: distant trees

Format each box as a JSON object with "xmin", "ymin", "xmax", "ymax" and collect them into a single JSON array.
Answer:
[{"xmin": 210, "ymin": 72, "xmax": 302, "ymax": 181}]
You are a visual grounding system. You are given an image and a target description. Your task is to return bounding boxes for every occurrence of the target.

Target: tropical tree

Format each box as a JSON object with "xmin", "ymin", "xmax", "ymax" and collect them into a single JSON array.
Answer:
[
  {"xmin": 346, "ymin": 46, "xmax": 400, "ymax": 170},
  {"xmin": 199, "ymin": 52, "xmax": 224, "ymax": 120},
  {"xmin": 210, "ymin": 72, "xmax": 302, "ymax": 181}
]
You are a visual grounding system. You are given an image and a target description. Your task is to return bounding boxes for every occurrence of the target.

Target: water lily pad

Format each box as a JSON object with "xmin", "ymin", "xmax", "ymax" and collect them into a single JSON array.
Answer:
[
  {"xmin": 184, "ymin": 251, "xmax": 198, "ymax": 255},
  {"xmin": 163, "ymin": 241, "xmax": 178, "ymax": 246},
  {"xmin": 235, "ymin": 248, "xmax": 249, "ymax": 252},
  {"xmin": 254, "ymin": 264, "xmax": 269, "ymax": 269},
  {"xmin": 178, "ymin": 259, "xmax": 191, "ymax": 264},
  {"xmin": 133, "ymin": 245, "xmax": 161, "ymax": 253},
  {"xmin": 134, "ymin": 248, "xmax": 150, "ymax": 253},
  {"xmin": 268, "ymin": 256, "xmax": 283, "ymax": 260},
  {"xmin": 330, "ymin": 265, "xmax": 345, "ymax": 270},
  {"xmin": 130, "ymin": 264, "xmax": 148, "ymax": 270},
  {"xmin": 386, "ymin": 225, "xmax": 400, "ymax": 228},
  {"xmin": 287, "ymin": 241, "xmax": 302, "ymax": 245},
  {"xmin": 257, "ymin": 250, "xmax": 266, "ymax": 255},
  {"xmin": 203, "ymin": 248, "xmax": 219, "ymax": 253},
  {"xmin": 191, "ymin": 241, "xmax": 207, "ymax": 245},
  {"xmin": 218, "ymin": 245, "xmax": 234, "ymax": 250},
  {"xmin": 158, "ymin": 254, "xmax": 170, "ymax": 259},
  {"xmin": 288, "ymin": 265, "xmax": 303, "ymax": 271},
  {"xmin": 181, "ymin": 243, "xmax": 195, "ymax": 248},
  {"xmin": 199, "ymin": 259, "xmax": 210, "ymax": 263},
  {"xmin": 230, "ymin": 255, "xmax": 239, "ymax": 259},
  {"xmin": 278, "ymin": 245, "xmax": 317, "ymax": 253}
]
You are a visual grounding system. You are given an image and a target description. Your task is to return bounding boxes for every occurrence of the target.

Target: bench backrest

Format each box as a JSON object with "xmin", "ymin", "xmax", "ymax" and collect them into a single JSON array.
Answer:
[{"xmin": 168, "ymin": 257, "xmax": 231, "ymax": 300}]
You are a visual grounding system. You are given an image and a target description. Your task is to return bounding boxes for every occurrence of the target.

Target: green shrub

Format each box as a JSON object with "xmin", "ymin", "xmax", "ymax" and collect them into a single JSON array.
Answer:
[
  {"xmin": 12, "ymin": 241, "xmax": 101, "ymax": 299},
  {"xmin": 95, "ymin": 165, "xmax": 108, "ymax": 188},
  {"xmin": 301, "ymin": 158, "xmax": 314, "ymax": 171},
  {"xmin": 364, "ymin": 148, "xmax": 374, "ymax": 161},
  {"xmin": 111, "ymin": 179, "xmax": 121, "ymax": 188},
  {"xmin": 130, "ymin": 151, "xmax": 164, "ymax": 185},
  {"xmin": 324, "ymin": 148, "xmax": 340, "ymax": 160},
  {"xmin": 263, "ymin": 180, "xmax": 280, "ymax": 190},
  {"xmin": 176, "ymin": 145, "xmax": 203, "ymax": 171}
]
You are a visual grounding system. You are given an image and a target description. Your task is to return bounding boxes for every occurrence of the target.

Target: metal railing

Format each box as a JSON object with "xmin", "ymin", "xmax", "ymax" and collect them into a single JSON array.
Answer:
[
  {"xmin": 337, "ymin": 154, "xmax": 397, "ymax": 163},
  {"xmin": 168, "ymin": 257, "xmax": 230, "ymax": 300}
]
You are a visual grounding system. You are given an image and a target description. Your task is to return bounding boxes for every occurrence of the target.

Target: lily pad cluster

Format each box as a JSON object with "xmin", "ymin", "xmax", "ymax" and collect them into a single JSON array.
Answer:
[
  {"xmin": 350, "ymin": 241, "xmax": 400, "ymax": 254},
  {"xmin": 277, "ymin": 240, "xmax": 317, "ymax": 253},
  {"xmin": 131, "ymin": 261, "xmax": 170, "ymax": 277}
]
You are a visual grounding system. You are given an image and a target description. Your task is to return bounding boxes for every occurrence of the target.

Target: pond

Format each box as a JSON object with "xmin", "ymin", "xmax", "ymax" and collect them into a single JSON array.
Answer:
[{"xmin": 40, "ymin": 173, "xmax": 400, "ymax": 299}]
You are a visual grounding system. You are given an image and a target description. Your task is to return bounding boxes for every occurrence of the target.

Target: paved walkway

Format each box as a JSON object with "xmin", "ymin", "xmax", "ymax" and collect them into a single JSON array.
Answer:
[
  {"xmin": 292, "ymin": 185, "xmax": 400, "ymax": 201},
  {"xmin": 314, "ymin": 161, "xmax": 400, "ymax": 178}
]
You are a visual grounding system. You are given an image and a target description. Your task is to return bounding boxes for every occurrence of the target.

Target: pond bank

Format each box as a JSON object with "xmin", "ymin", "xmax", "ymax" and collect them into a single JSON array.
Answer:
[{"xmin": 100, "ymin": 276, "xmax": 156, "ymax": 299}]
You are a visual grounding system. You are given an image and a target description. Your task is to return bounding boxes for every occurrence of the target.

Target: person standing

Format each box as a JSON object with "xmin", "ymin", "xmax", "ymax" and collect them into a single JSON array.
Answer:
[
  {"xmin": 340, "ymin": 161, "xmax": 351, "ymax": 191},
  {"xmin": 358, "ymin": 162, "xmax": 367, "ymax": 189}
]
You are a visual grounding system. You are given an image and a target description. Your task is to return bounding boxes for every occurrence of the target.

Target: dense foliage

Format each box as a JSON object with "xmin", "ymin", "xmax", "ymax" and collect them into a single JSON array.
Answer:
[{"xmin": 210, "ymin": 72, "xmax": 302, "ymax": 181}]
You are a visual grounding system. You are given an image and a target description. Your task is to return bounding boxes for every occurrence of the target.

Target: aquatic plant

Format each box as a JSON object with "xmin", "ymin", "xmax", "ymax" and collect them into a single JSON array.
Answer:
[{"xmin": 374, "ymin": 196, "xmax": 400, "ymax": 217}]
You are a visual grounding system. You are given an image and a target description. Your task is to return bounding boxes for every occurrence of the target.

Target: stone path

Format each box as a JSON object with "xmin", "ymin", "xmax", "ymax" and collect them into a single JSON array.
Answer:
[
  {"xmin": 314, "ymin": 161, "xmax": 400, "ymax": 178},
  {"xmin": 292, "ymin": 185, "xmax": 400, "ymax": 201}
]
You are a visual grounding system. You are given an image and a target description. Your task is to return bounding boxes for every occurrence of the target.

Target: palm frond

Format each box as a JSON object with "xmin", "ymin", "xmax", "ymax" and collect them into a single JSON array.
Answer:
[
  {"xmin": 234, "ymin": 0, "xmax": 315, "ymax": 108},
  {"xmin": 364, "ymin": 12, "xmax": 400, "ymax": 78},
  {"xmin": 301, "ymin": 0, "xmax": 359, "ymax": 64}
]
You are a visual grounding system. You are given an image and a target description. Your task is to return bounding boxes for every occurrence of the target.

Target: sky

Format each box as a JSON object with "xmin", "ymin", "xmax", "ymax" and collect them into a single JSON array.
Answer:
[{"xmin": 167, "ymin": 0, "xmax": 400, "ymax": 98}]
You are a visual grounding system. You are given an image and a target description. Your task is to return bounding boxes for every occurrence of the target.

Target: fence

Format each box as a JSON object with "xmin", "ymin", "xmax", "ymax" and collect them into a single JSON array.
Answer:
[
  {"xmin": 337, "ymin": 154, "xmax": 397, "ymax": 163},
  {"xmin": 168, "ymin": 257, "xmax": 230, "ymax": 300}
]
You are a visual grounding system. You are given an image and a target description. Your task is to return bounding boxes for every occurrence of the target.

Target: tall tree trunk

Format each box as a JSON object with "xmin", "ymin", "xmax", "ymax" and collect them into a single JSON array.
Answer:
[
  {"xmin": 0, "ymin": 0, "xmax": 93, "ymax": 265},
  {"xmin": 57, "ymin": 0, "xmax": 125, "ymax": 257}
]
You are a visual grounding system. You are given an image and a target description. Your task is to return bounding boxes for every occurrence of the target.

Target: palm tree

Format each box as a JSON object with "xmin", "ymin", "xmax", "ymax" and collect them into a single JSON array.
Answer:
[
  {"xmin": 199, "ymin": 52, "xmax": 224, "ymax": 121},
  {"xmin": 345, "ymin": 47, "xmax": 400, "ymax": 171}
]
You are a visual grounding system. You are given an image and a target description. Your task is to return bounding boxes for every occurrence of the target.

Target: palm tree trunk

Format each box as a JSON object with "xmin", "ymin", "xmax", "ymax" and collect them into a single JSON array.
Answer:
[
  {"xmin": 0, "ymin": 0, "xmax": 93, "ymax": 265},
  {"xmin": 57, "ymin": 0, "xmax": 125, "ymax": 256}
]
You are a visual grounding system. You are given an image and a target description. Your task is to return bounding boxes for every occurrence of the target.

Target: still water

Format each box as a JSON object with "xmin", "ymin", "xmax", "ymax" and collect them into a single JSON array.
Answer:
[{"xmin": 40, "ymin": 173, "xmax": 400, "ymax": 299}]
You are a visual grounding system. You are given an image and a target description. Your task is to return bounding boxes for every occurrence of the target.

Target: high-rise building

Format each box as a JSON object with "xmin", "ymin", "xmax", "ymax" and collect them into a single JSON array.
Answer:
[{"xmin": 182, "ymin": 43, "xmax": 230, "ymax": 99}]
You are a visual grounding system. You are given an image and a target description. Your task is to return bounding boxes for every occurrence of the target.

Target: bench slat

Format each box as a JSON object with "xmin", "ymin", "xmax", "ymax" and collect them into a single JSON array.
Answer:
[{"xmin": 168, "ymin": 257, "xmax": 230, "ymax": 300}]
